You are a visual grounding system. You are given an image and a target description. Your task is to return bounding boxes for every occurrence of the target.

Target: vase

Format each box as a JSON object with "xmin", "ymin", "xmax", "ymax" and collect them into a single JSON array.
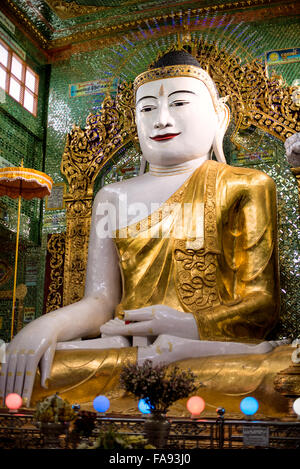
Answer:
[{"xmin": 144, "ymin": 412, "xmax": 170, "ymax": 449}]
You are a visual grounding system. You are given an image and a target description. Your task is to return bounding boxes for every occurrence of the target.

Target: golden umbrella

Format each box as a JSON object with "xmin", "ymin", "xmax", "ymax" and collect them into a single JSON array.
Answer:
[{"xmin": 0, "ymin": 160, "xmax": 53, "ymax": 339}]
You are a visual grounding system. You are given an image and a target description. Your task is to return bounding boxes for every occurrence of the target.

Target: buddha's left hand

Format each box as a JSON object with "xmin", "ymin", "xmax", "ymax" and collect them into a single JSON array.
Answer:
[{"xmin": 100, "ymin": 305, "xmax": 199, "ymax": 340}]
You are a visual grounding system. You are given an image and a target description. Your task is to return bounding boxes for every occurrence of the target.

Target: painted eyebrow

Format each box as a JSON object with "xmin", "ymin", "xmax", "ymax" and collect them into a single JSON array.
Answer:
[
  {"xmin": 136, "ymin": 95, "xmax": 157, "ymax": 105},
  {"xmin": 168, "ymin": 90, "xmax": 196, "ymax": 98},
  {"xmin": 136, "ymin": 90, "xmax": 196, "ymax": 105}
]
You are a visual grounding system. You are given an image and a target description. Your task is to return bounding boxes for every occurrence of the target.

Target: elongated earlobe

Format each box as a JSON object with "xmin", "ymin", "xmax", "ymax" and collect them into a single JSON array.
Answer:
[{"xmin": 212, "ymin": 103, "xmax": 230, "ymax": 163}]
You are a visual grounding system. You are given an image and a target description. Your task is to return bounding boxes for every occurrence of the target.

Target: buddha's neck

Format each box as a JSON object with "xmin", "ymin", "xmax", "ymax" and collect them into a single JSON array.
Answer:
[{"xmin": 148, "ymin": 156, "xmax": 208, "ymax": 177}]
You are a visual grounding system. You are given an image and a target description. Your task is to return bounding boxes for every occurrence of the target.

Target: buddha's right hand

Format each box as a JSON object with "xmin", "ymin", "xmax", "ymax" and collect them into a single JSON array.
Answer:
[{"xmin": 0, "ymin": 316, "xmax": 59, "ymax": 407}]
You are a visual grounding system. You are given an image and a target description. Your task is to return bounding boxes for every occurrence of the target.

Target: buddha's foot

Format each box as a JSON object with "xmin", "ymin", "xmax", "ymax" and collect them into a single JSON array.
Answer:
[
  {"xmin": 56, "ymin": 335, "xmax": 131, "ymax": 351},
  {"xmin": 254, "ymin": 338, "xmax": 291, "ymax": 354},
  {"xmin": 137, "ymin": 335, "xmax": 293, "ymax": 366},
  {"xmin": 267, "ymin": 338, "xmax": 292, "ymax": 348}
]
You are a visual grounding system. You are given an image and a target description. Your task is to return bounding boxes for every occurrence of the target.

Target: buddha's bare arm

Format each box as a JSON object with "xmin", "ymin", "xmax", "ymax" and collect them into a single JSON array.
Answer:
[
  {"xmin": 100, "ymin": 305, "xmax": 199, "ymax": 339},
  {"xmin": 100, "ymin": 290, "xmax": 275, "ymax": 341},
  {"xmin": 0, "ymin": 188, "xmax": 122, "ymax": 406},
  {"xmin": 100, "ymin": 295, "xmax": 287, "ymax": 367}
]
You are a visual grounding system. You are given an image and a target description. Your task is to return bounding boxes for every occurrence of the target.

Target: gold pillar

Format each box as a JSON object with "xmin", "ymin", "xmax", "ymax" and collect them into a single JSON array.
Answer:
[
  {"xmin": 45, "ymin": 233, "xmax": 65, "ymax": 313},
  {"xmin": 63, "ymin": 194, "xmax": 93, "ymax": 306}
]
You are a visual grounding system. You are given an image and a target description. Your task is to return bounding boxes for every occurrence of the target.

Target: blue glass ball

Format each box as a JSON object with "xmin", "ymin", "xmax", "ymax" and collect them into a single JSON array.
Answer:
[
  {"xmin": 138, "ymin": 398, "xmax": 151, "ymax": 414},
  {"xmin": 240, "ymin": 397, "xmax": 259, "ymax": 416},
  {"xmin": 93, "ymin": 395, "xmax": 110, "ymax": 413}
]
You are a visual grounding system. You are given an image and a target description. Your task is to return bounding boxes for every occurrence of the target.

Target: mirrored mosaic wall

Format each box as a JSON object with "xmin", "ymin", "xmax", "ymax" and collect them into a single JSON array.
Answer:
[{"xmin": 0, "ymin": 17, "xmax": 49, "ymax": 341}]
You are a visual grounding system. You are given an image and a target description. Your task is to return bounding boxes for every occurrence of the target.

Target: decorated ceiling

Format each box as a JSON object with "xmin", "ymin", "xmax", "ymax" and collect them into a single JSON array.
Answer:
[{"xmin": 2, "ymin": 0, "xmax": 300, "ymax": 58}]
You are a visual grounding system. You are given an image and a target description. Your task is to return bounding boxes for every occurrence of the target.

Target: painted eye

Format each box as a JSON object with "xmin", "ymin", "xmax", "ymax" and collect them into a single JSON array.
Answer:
[
  {"xmin": 140, "ymin": 105, "xmax": 155, "ymax": 112},
  {"xmin": 170, "ymin": 100, "xmax": 189, "ymax": 107}
]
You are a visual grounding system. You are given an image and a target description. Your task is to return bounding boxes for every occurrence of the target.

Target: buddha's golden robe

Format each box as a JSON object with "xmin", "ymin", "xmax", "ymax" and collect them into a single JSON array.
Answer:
[
  {"xmin": 32, "ymin": 161, "xmax": 294, "ymax": 417},
  {"xmin": 114, "ymin": 160, "xmax": 280, "ymax": 342}
]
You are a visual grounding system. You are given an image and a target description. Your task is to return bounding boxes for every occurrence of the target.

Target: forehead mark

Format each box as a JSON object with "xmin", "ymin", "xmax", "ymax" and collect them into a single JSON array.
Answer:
[{"xmin": 158, "ymin": 84, "xmax": 164, "ymax": 96}]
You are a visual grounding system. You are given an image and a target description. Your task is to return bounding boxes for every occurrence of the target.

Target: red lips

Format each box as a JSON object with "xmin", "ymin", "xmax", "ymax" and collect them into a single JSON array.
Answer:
[{"xmin": 150, "ymin": 132, "xmax": 181, "ymax": 141}]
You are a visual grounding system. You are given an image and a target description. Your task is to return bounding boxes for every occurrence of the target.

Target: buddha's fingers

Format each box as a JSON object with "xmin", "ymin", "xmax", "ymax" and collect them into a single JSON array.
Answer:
[
  {"xmin": 14, "ymin": 352, "xmax": 27, "ymax": 396},
  {"xmin": 40, "ymin": 344, "xmax": 56, "ymax": 388},
  {"xmin": 124, "ymin": 307, "xmax": 155, "ymax": 322},
  {"xmin": 22, "ymin": 355, "xmax": 38, "ymax": 407},
  {"xmin": 126, "ymin": 320, "xmax": 154, "ymax": 336},
  {"xmin": 0, "ymin": 361, "xmax": 8, "ymax": 405},
  {"xmin": 101, "ymin": 318, "xmax": 154, "ymax": 336},
  {"xmin": 114, "ymin": 318, "xmax": 125, "ymax": 324},
  {"xmin": 5, "ymin": 352, "xmax": 18, "ymax": 395},
  {"xmin": 100, "ymin": 323, "xmax": 124, "ymax": 335}
]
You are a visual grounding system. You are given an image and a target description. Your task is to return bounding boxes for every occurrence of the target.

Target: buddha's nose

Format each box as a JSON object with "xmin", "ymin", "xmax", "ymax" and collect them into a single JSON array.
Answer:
[{"xmin": 154, "ymin": 104, "xmax": 173, "ymax": 129}]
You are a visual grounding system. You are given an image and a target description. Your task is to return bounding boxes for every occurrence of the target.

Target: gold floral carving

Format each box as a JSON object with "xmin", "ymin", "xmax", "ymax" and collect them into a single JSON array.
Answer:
[
  {"xmin": 60, "ymin": 41, "xmax": 299, "ymax": 305},
  {"xmin": 45, "ymin": 233, "xmax": 65, "ymax": 313},
  {"xmin": 174, "ymin": 164, "xmax": 220, "ymax": 313},
  {"xmin": 61, "ymin": 85, "xmax": 136, "ymax": 305},
  {"xmin": 274, "ymin": 364, "xmax": 300, "ymax": 416},
  {"xmin": 191, "ymin": 39, "xmax": 300, "ymax": 143},
  {"xmin": 3, "ymin": 0, "xmax": 299, "ymax": 53},
  {"xmin": 47, "ymin": 1, "xmax": 300, "ymax": 51},
  {"xmin": 174, "ymin": 248, "xmax": 219, "ymax": 312},
  {"xmin": 46, "ymin": 0, "xmax": 144, "ymax": 20},
  {"xmin": 274, "ymin": 365, "xmax": 300, "ymax": 396},
  {"xmin": 3, "ymin": 0, "xmax": 48, "ymax": 49},
  {"xmin": 45, "ymin": 1, "xmax": 107, "ymax": 20}
]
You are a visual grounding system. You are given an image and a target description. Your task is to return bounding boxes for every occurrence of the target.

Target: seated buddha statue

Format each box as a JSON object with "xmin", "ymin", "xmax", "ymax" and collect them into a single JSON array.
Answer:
[{"xmin": 0, "ymin": 50, "xmax": 298, "ymax": 417}]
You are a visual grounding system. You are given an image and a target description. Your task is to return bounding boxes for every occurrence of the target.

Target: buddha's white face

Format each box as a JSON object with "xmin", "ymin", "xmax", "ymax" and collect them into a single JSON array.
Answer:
[{"xmin": 135, "ymin": 76, "xmax": 219, "ymax": 166}]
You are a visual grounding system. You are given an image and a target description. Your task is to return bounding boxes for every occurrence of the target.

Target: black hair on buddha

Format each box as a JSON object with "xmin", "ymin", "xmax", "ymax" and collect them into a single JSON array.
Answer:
[{"xmin": 150, "ymin": 49, "xmax": 201, "ymax": 69}]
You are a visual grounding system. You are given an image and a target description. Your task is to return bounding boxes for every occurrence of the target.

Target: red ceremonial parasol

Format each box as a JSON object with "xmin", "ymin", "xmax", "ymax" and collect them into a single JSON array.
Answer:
[{"xmin": 0, "ymin": 160, "xmax": 53, "ymax": 339}]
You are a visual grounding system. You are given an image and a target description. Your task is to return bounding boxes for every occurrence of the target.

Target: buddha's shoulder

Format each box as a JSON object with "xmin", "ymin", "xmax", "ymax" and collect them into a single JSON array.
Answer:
[
  {"xmin": 93, "ymin": 173, "xmax": 148, "ymax": 204},
  {"xmin": 215, "ymin": 162, "xmax": 275, "ymax": 188}
]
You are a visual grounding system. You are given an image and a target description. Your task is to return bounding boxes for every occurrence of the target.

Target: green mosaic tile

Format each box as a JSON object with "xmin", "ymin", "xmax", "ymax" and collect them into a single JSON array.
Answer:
[
  {"xmin": 0, "ymin": 231, "xmax": 43, "ymax": 342},
  {"xmin": 0, "ymin": 23, "xmax": 48, "ymax": 338},
  {"xmin": 225, "ymin": 126, "xmax": 300, "ymax": 339}
]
